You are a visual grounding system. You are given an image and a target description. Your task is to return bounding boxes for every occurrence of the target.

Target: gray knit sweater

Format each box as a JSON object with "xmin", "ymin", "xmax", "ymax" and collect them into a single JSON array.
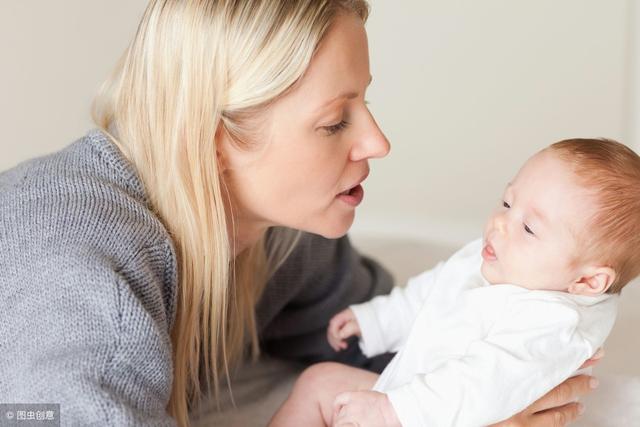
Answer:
[{"xmin": 0, "ymin": 129, "xmax": 393, "ymax": 426}]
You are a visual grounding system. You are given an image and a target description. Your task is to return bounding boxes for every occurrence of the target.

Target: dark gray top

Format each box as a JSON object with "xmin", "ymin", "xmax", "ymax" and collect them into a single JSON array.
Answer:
[{"xmin": 0, "ymin": 129, "xmax": 393, "ymax": 425}]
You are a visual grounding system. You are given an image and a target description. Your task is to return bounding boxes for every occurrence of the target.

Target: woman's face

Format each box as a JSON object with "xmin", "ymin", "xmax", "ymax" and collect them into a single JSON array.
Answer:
[{"xmin": 219, "ymin": 13, "xmax": 390, "ymax": 244}]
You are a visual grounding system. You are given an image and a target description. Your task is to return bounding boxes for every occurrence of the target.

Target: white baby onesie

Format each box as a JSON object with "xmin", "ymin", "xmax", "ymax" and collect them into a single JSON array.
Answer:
[{"xmin": 349, "ymin": 238, "xmax": 618, "ymax": 427}]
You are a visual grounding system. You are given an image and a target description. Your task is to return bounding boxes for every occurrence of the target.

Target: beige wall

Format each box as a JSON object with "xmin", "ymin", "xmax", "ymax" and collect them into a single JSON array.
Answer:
[
  {"xmin": 1, "ymin": 1, "xmax": 635, "ymax": 248},
  {"xmin": 356, "ymin": 0, "xmax": 633, "ymax": 246},
  {"xmin": 0, "ymin": 1, "xmax": 147, "ymax": 171}
]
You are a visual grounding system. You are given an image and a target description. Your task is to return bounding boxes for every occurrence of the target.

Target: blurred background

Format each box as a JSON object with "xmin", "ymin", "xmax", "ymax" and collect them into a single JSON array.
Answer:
[{"xmin": 1, "ymin": 0, "xmax": 638, "ymax": 385}]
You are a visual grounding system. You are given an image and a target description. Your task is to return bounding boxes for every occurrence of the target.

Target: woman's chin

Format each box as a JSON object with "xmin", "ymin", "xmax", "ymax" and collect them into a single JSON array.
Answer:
[
  {"xmin": 310, "ymin": 214, "xmax": 355, "ymax": 240},
  {"xmin": 319, "ymin": 229, "xmax": 349, "ymax": 240}
]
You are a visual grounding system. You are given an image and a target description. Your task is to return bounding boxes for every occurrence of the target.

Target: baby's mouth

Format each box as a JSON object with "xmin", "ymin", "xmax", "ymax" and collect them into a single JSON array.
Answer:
[{"xmin": 482, "ymin": 242, "xmax": 497, "ymax": 261}]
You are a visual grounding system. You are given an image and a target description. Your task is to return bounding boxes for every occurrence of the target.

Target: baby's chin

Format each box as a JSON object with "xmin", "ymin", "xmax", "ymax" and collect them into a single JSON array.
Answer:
[
  {"xmin": 481, "ymin": 262, "xmax": 555, "ymax": 290},
  {"xmin": 480, "ymin": 261, "xmax": 501, "ymax": 285},
  {"xmin": 480, "ymin": 261, "xmax": 520, "ymax": 287}
]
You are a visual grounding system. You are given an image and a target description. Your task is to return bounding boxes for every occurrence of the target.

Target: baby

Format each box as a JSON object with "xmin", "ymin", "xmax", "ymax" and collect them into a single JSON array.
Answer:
[{"xmin": 268, "ymin": 138, "xmax": 640, "ymax": 427}]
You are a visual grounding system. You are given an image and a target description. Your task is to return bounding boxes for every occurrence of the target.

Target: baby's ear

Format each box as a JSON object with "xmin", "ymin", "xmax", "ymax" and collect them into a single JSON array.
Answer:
[{"xmin": 570, "ymin": 266, "xmax": 616, "ymax": 295}]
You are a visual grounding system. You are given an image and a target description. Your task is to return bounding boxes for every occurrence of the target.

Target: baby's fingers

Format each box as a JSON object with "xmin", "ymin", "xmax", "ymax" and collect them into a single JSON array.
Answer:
[
  {"xmin": 331, "ymin": 393, "xmax": 350, "ymax": 426},
  {"xmin": 328, "ymin": 309, "xmax": 359, "ymax": 351},
  {"xmin": 328, "ymin": 313, "xmax": 347, "ymax": 335},
  {"xmin": 330, "ymin": 309, "xmax": 353, "ymax": 327},
  {"xmin": 339, "ymin": 319, "xmax": 361, "ymax": 341},
  {"xmin": 327, "ymin": 329, "xmax": 343, "ymax": 351},
  {"xmin": 333, "ymin": 392, "xmax": 352, "ymax": 410}
]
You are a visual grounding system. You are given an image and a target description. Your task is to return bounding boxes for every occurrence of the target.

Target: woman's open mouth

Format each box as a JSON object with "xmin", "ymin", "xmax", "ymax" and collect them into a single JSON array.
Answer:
[{"xmin": 337, "ymin": 184, "xmax": 364, "ymax": 207}]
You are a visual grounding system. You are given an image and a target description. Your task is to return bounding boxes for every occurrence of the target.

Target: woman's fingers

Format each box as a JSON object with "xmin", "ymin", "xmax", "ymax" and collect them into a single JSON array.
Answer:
[
  {"xmin": 530, "ymin": 402, "xmax": 585, "ymax": 427},
  {"xmin": 490, "ymin": 375, "xmax": 597, "ymax": 427},
  {"xmin": 528, "ymin": 375, "xmax": 598, "ymax": 414},
  {"xmin": 578, "ymin": 347, "xmax": 604, "ymax": 369}
]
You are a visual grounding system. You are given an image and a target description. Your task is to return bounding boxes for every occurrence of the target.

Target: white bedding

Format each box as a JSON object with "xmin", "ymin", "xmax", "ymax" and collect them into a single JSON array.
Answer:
[{"xmin": 578, "ymin": 374, "xmax": 640, "ymax": 426}]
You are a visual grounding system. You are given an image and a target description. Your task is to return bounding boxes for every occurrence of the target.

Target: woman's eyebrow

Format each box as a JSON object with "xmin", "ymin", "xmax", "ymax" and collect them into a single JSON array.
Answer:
[
  {"xmin": 317, "ymin": 92, "xmax": 359, "ymax": 111},
  {"xmin": 315, "ymin": 75, "xmax": 373, "ymax": 112}
]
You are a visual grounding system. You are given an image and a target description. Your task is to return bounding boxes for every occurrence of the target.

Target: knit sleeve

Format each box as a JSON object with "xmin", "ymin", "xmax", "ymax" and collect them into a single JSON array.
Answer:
[
  {"xmin": 0, "ymin": 129, "xmax": 183, "ymax": 425},
  {"xmin": 257, "ymin": 232, "xmax": 395, "ymax": 371},
  {"xmin": 0, "ymin": 242, "xmax": 178, "ymax": 426}
]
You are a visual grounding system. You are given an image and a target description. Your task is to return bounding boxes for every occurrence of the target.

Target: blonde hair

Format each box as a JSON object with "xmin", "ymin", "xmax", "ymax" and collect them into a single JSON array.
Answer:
[
  {"xmin": 548, "ymin": 138, "xmax": 640, "ymax": 293},
  {"xmin": 91, "ymin": 0, "xmax": 370, "ymax": 426}
]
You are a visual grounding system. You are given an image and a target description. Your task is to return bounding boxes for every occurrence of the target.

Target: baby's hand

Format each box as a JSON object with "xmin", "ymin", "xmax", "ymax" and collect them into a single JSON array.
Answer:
[
  {"xmin": 327, "ymin": 308, "xmax": 361, "ymax": 351},
  {"xmin": 332, "ymin": 390, "xmax": 401, "ymax": 427}
]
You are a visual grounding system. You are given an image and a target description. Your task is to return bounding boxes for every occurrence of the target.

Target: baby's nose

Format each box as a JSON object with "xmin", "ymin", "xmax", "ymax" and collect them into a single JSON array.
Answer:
[{"xmin": 493, "ymin": 212, "xmax": 508, "ymax": 234}]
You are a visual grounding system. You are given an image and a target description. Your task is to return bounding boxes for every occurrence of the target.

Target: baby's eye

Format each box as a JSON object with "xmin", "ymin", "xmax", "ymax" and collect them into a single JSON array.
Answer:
[
  {"xmin": 503, "ymin": 201, "xmax": 511, "ymax": 208},
  {"xmin": 524, "ymin": 224, "xmax": 535, "ymax": 235}
]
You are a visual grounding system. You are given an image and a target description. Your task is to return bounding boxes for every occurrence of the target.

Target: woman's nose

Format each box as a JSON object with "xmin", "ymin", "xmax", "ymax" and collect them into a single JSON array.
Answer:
[{"xmin": 350, "ymin": 110, "xmax": 391, "ymax": 161}]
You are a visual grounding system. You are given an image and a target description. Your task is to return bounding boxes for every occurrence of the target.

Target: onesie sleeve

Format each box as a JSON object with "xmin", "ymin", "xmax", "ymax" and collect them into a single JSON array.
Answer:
[
  {"xmin": 349, "ymin": 262, "xmax": 445, "ymax": 357},
  {"xmin": 385, "ymin": 295, "xmax": 595, "ymax": 427}
]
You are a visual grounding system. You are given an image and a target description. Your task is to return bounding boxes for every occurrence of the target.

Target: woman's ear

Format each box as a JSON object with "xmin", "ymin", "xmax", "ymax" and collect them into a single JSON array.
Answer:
[
  {"xmin": 569, "ymin": 266, "xmax": 616, "ymax": 296},
  {"xmin": 215, "ymin": 124, "xmax": 228, "ymax": 174}
]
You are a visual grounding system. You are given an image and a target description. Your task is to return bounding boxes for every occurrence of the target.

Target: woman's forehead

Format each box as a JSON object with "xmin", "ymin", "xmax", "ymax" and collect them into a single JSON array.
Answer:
[{"xmin": 282, "ymin": 13, "xmax": 370, "ymax": 111}]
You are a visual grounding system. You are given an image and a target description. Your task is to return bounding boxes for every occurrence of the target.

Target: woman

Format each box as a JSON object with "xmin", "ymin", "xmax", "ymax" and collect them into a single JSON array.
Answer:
[{"xmin": 0, "ymin": 1, "xmax": 599, "ymax": 426}]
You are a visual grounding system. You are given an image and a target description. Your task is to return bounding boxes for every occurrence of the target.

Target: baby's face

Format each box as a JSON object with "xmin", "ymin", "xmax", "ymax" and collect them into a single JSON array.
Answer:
[{"xmin": 481, "ymin": 150, "xmax": 598, "ymax": 290}]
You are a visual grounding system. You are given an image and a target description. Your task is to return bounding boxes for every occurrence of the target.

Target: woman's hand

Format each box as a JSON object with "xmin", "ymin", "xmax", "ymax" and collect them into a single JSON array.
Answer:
[
  {"xmin": 578, "ymin": 347, "xmax": 604, "ymax": 370},
  {"xmin": 490, "ymin": 348, "xmax": 604, "ymax": 427},
  {"xmin": 327, "ymin": 308, "xmax": 361, "ymax": 351}
]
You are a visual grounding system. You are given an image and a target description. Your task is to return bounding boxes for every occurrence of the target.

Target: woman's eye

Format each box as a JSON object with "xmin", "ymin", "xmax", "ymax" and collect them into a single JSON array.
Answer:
[
  {"xmin": 323, "ymin": 120, "xmax": 350, "ymax": 136},
  {"xmin": 503, "ymin": 201, "xmax": 511, "ymax": 208},
  {"xmin": 524, "ymin": 224, "xmax": 535, "ymax": 235}
]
